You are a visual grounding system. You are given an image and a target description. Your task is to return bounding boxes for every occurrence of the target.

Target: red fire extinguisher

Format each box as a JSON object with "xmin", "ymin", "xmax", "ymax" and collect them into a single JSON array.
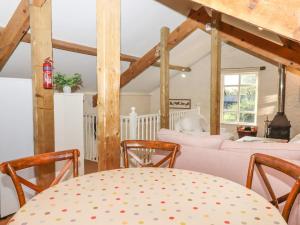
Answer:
[{"xmin": 43, "ymin": 57, "xmax": 53, "ymax": 89}]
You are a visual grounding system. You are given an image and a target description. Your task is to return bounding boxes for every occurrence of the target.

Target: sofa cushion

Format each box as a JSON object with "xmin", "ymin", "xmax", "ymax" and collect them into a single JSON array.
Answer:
[
  {"xmin": 290, "ymin": 133, "xmax": 300, "ymax": 143},
  {"xmin": 157, "ymin": 129, "xmax": 225, "ymax": 149},
  {"xmin": 174, "ymin": 113, "xmax": 209, "ymax": 132},
  {"xmin": 220, "ymin": 140, "xmax": 300, "ymax": 160}
]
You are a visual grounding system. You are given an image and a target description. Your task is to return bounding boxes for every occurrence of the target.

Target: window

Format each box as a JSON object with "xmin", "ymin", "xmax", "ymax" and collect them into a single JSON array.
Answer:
[{"xmin": 221, "ymin": 70, "xmax": 258, "ymax": 125}]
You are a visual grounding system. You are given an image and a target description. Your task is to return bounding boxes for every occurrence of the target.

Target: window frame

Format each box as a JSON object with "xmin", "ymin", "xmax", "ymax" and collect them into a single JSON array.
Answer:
[{"xmin": 220, "ymin": 68, "xmax": 259, "ymax": 126}]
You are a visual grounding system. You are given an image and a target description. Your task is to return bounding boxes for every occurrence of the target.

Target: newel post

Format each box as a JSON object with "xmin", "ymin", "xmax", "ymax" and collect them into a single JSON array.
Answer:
[{"xmin": 129, "ymin": 107, "xmax": 137, "ymax": 139}]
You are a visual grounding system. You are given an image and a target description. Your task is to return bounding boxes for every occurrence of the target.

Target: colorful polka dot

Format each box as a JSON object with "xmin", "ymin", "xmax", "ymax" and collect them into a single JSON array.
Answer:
[{"xmin": 8, "ymin": 168, "xmax": 286, "ymax": 225}]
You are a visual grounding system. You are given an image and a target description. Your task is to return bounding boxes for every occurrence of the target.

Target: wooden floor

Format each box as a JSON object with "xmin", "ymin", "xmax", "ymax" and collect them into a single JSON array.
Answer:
[
  {"xmin": 84, "ymin": 159, "xmax": 98, "ymax": 174},
  {"xmin": 0, "ymin": 160, "xmax": 98, "ymax": 224}
]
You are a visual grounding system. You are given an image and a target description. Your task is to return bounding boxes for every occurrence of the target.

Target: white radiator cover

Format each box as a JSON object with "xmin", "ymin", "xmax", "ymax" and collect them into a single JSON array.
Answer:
[{"xmin": 54, "ymin": 93, "xmax": 85, "ymax": 176}]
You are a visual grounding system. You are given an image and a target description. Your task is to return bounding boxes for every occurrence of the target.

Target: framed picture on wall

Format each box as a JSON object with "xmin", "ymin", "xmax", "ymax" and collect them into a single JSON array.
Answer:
[{"xmin": 169, "ymin": 99, "xmax": 191, "ymax": 109}]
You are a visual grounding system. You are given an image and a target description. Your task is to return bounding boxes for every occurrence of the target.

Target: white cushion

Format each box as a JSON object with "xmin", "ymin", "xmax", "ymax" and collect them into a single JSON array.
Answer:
[
  {"xmin": 157, "ymin": 129, "xmax": 226, "ymax": 149},
  {"xmin": 236, "ymin": 136, "xmax": 288, "ymax": 143},
  {"xmin": 175, "ymin": 113, "xmax": 209, "ymax": 132},
  {"xmin": 290, "ymin": 133, "xmax": 300, "ymax": 143}
]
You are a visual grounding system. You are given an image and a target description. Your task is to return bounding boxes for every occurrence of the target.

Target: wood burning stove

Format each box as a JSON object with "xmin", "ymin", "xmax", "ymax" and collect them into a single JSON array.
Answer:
[
  {"xmin": 266, "ymin": 65, "xmax": 291, "ymax": 140},
  {"xmin": 267, "ymin": 112, "xmax": 291, "ymax": 140}
]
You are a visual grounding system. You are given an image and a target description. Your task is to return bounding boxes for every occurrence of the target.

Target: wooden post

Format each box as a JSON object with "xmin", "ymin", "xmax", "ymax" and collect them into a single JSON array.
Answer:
[
  {"xmin": 30, "ymin": 0, "xmax": 55, "ymax": 188},
  {"xmin": 210, "ymin": 11, "xmax": 221, "ymax": 135},
  {"xmin": 96, "ymin": 0, "xmax": 121, "ymax": 171},
  {"xmin": 160, "ymin": 27, "xmax": 170, "ymax": 129}
]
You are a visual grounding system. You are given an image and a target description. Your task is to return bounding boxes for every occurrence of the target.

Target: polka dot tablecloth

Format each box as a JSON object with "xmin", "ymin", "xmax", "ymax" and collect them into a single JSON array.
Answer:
[{"xmin": 9, "ymin": 168, "xmax": 287, "ymax": 225}]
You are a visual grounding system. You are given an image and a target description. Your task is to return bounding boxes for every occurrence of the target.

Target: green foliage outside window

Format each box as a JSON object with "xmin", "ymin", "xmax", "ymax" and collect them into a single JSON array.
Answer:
[{"xmin": 222, "ymin": 73, "xmax": 257, "ymax": 124}]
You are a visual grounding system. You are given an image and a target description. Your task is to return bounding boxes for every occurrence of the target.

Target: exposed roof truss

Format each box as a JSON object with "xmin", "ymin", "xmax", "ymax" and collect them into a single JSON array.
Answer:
[
  {"xmin": 0, "ymin": 0, "xmax": 30, "ymax": 71},
  {"xmin": 194, "ymin": 9, "xmax": 300, "ymax": 70},
  {"xmin": 190, "ymin": 0, "xmax": 300, "ymax": 43},
  {"xmin": 121, "ymin": 6, "xmax": 300, "ymax": 87}
]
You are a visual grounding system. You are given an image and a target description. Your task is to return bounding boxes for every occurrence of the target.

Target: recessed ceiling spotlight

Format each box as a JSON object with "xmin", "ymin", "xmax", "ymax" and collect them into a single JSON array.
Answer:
[
  {"xmin": 258, "ymin": 27, "xmax": 263, "ymax": 31},
  {"xmin": 181, "ymin": 73, "xmax": 187, "ymax": 78}
]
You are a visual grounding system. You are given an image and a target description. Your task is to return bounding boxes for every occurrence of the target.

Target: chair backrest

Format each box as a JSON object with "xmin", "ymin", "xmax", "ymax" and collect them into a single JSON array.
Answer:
[
  {"xmin": 0, "ymin": 149, "xmax": 80, "ymax": 207},
  {"xmin": 121, "ymin": 140, "xmax": 180, "ymax": 168},
  {"xmin": 246, "ymin": 153, "xmax": 300, "ymax": 222}
]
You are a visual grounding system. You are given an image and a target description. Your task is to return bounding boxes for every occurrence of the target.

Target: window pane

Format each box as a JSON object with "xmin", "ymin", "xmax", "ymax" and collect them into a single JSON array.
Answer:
[
  {"xmin": 224, "ymin": 74, "xmax": 239, "ymax": 85},
  {"xmin": 241, "ymin": 73, "xmax": 256, "ymax": 85},
  {"xmin": 224, "ymin": 87, "xmax": 238, "ymax": 110},
  {"xmin": 223, "ymin": 112, "xmax": 237, "ymax": 122},
  {"xmin": 240, "ymin": 113, "xmax": 255, "ymax": 123},
  {"xmin": 240, "ymin": 86, "xmax": 256, "ymax": 111}
]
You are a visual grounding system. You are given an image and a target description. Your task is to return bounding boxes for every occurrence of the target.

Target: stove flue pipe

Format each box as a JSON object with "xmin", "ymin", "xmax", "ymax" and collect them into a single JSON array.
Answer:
[{"xmin": 278, "ymin": 64, "xmax": 286, "ymax": 113}]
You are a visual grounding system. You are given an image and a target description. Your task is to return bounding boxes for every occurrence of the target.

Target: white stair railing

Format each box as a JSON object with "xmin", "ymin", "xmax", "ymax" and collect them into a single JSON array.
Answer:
[
  {"xmin": 84, "ymin": 106, "xmax": 200, "ymax": 162},
  {"xmin": 83, "ymin": 114, "xmax": 98, "ymax": 162}
]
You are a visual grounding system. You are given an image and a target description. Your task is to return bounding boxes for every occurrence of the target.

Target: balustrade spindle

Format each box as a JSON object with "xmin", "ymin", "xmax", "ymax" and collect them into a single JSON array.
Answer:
[
  {"xmin": 146, "ymin": 117, "xmax": 148, "ymax": 140},
  {"xmin": 125, "ymin": 118, "xmax": 128, "ymax": 140},
  {"xmin": 149, "ymin": 117, "xmax": 152, "ymax": 140},
  {"xmin": 84, "ymin": 107, "xmax": 200, "ymax": 162},
  {"xmin": 141, "ymin": 118, "xmax": 144, "ymax": 140},
  {"xmin": 120, "ymin": 118, "xmax": 123, "ymax": 141}
]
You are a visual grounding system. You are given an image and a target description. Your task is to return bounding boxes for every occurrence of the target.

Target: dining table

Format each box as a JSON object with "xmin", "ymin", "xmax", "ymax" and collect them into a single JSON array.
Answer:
[{"xmin": 9, "ymin": 168, "xmax": 287, "ymax": 225}]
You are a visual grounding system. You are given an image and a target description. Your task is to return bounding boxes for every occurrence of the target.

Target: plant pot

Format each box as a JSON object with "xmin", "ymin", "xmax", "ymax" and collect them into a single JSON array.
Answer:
[{"xmin": 63, "ymin": 86, "xmax": 72, "ymax": 93}]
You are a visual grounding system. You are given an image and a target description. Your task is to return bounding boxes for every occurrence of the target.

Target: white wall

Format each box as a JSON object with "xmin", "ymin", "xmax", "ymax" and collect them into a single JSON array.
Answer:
[
  {"xmin": 84, "ymin": 92, "xmax": 151, "ymax": 116},
  {"xmin": 0, "ymin": 78, "xmax": 35, "ymax": 217},
  {"xmin": 120, "ymin": 93, "xmax": 151, "ymax": 115},
  {"xmin": 151, "ymin": 44, "xmax": 300, "ymax": 138},
  {"xmin": 285, "ymin": 71, "xmax": 300, "ymax": 137}
]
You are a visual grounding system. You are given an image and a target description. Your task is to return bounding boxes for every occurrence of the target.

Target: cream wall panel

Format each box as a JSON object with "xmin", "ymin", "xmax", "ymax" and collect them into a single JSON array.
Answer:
[{"xmin": 84, "ymin": 93, "xmax": 151, "ymax": 116}]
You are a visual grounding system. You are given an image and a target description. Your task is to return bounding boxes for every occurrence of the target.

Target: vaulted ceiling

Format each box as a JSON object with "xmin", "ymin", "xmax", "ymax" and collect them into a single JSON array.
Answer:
[
  {"xmin": 0, "ymin": 0, "xmax": 299, "ymax": 93},
  {"xmin": 0, "ymin": 0, "xmax": 211, "ymax": 93}
]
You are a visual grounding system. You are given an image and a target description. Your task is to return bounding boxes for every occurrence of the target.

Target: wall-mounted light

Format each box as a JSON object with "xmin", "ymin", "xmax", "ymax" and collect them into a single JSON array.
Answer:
[
  {"xmin": 181, "ymin": 68, "xmax": 191, "ymax": 72},
  {"xmin": 205, "ymin": 23, "xmax": 212, "ymax": 32},
  {"xmin": 258, "ymin": 27, "xmax": 263, "ymax": 31},
  {"xmin": 180, "ymin": 67, "xmax": 190, "ymax": 78}
]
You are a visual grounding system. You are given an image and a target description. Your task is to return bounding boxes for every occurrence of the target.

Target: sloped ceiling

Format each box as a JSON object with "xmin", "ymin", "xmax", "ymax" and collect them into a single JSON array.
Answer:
[
  {"xmin": 0, "ymin": 0, "xmax": 276, "ymax": 93},
  {"xmin": 0, "ymin": 0, "xmax": 214, "ymax": 93}
]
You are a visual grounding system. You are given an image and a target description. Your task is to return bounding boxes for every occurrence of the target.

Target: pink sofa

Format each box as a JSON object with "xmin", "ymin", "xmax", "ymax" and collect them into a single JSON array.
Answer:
[{"xmin": 157, "ymin": 129, "xmax": 300, "ymax": 225}]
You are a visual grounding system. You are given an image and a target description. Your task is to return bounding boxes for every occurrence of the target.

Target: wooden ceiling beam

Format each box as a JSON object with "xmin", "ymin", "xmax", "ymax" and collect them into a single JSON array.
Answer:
[
  {"xmin": 32, "ymin": 0, "xmax": 48, "ymax": 7},
  {"xmin": 0, "ymin": 0, "xmax": 47, "ymax": 71},
  {"xmin": 0, "ymin": 0, "xmax": 30, "ymax": 71},
  {"xmin": 0, "ymin": 26, "xmax": 190, "ymax": 72},
  {"xmin": 194, "ymin": 10, "xmax": 300, "ymax": 71},
  {"xmin": 123, "ymin": 54, "xmax": 191, "ymax": 72},
  {"xmin": 190, "ymin": 0, "xmax": 300, "ymax": 43},
  {"xmin": 220, "ymin": 24, "xmax": 300, "ymax": 69},
  {"xmin": 279, "ymin": 36, "xmax": 300, "ymax": 53},
  {"xmin": 120, "ymin": 7, "xmax": 206, "ymax": 87},
  {"xmin": 20, "ymin": 30, "xmax": 137, "ymax": 62},
  {"xmin": 223, "ymin": 39, "xmax": 300, "ymax": 77}
]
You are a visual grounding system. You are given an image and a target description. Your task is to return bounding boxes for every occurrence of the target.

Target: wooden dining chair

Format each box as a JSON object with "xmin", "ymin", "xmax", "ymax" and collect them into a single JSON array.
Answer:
[
  {"xmin": 121, "ymin": 140, "xmax": 180, "ymax": 168},
  {"xmin": 0, "ymin": 149, "xmax": 80, "ymax": 207},
  {"xmin": 246, "ymin": 153, "xmax": 300, "ymax": 222}
]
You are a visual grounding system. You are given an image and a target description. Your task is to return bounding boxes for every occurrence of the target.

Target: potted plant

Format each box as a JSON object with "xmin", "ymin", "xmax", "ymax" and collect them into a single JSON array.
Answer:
[{"xmin": 53, "ymin": 72, "xmax": 83, "ymax": 93}]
